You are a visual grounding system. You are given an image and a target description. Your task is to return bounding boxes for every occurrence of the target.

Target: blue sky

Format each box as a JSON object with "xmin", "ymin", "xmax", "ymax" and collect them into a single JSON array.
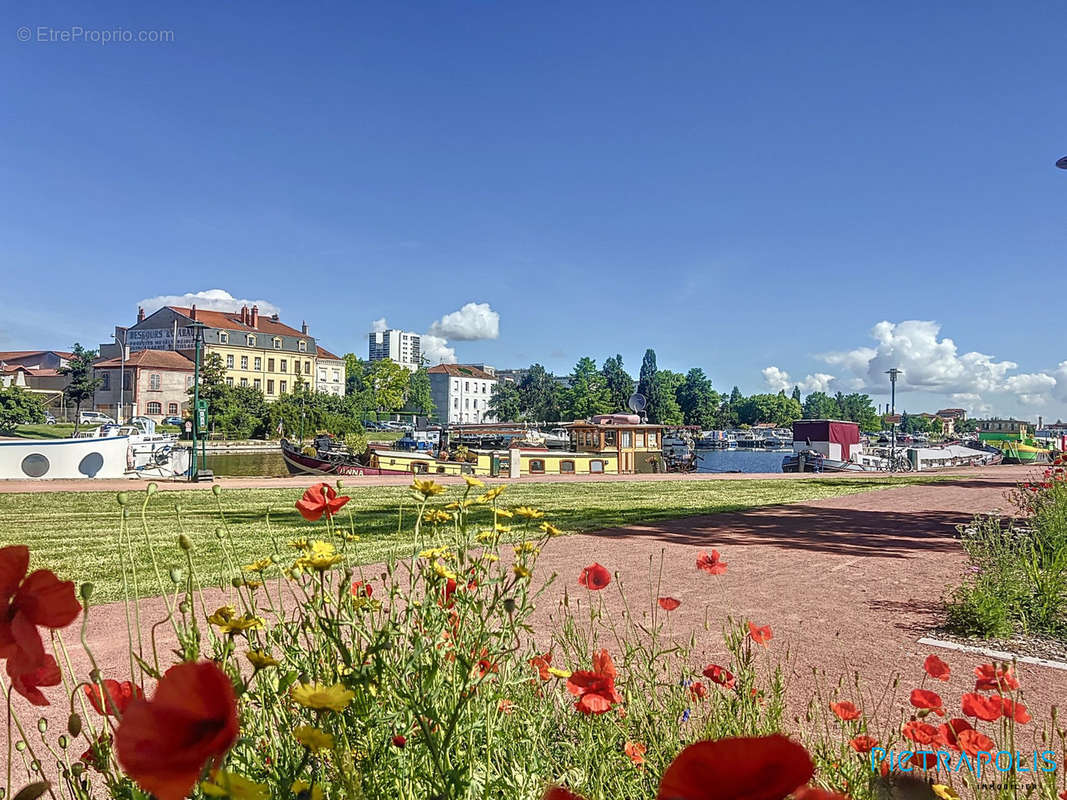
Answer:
[{"xmin": 3, "ymin": 2, "xmax": 1066, "ymax": 419}]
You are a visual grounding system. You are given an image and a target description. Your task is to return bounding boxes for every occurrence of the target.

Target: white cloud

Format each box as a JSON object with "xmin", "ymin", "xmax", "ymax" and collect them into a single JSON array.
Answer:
[
  {"xmin": 371, "ymin": 317, "xmax": 388, "ymax": 333},
  {"xmin": 137, "ymin": 289, "xmax": 280, "ymax": 317},
  {"xmin": 428, "ymin": 302, "xmax": 500, "ymax": 341},
  {"xmin": 761, "ymin": 366, "xmax": 836, "ymax": 394},
  {"xmin": 420, "ymin": 334, "xmax": 456, "ymax": 364}
]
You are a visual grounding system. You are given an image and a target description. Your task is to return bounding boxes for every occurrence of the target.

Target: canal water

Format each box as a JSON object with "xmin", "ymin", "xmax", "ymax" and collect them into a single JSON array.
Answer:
[{"xmin": 204, "ymin": 448, "xmax": 790, "ymax": 477}]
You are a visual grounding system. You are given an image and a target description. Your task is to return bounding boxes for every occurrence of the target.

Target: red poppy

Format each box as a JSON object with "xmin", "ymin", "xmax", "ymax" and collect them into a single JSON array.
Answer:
[
  {"xmin": 909, "ymin": 688, "xmax": 945, "ymax": 716},
  {"xmin": 696, "ymin": 550, "xmax": 728, "ymax": 575},
  {"xmin": 747, "ymin": 621, "xmax": 773, "ymax": 646},
  {"xmin": 974, "ymin": 663, "xmax": 1019, "ymax": 692},
  {"xmin": 689, "ymin": 681, "xmax": 707, "ymax": 700},
  {"xmin": 901, "ymin": 720, "xmax": 938, "ymax": 745},
  {"xmin": 85, "ymin": 679, "xmax": 144, "ymax": 716},
  {"xmin": 702, "ymin": 664, "xmax": 735, "ymax": 689},
  {"xmin": 542, "ymin": 789, "xmax": 584, "ymax": 800},
  {"xmin": 1000, "ymin": 697, "xmax": 1031, "ymax": 724},
  {"xmin": 578, "ymin": 563, "xmax": 611, "ymax": 591},
  {"xmin": 566, "ymin": 649, "xmax": 622, "ymax": 714},
  {"xmin": 530, "ymin": 652, "xmax": 553, "ymax": 681},
  {"xmin": 923, "ymin": 654, "xmax": 950, "ymax": 681},
  {"xmin": 656, "ymin": 734, "xmax": 814, "ymax": 800},
  {"xmin": 830, "ymin": 701, "xmax": 861, "ymax": 721},
  {"xmin": 658, "ymin": 597, "xmax": 681, "ymax": 611},
  {"xmin": 441, "ymin": 578, "xmax": 458, "ymax": 607},
  {"xmin": 392, "ymin": 734, "xmax": 407, "ymax": 748},
  {"xmin": 961, "ymin": 692, "xmax": 1002, "ymax": 722},
  {"xmin": 956, "ymin": 728, "xmax": 995, "ymax": 759},
  {"xmin": 849, "ymin": 735, "xmax": 878, "ymax": 753},
  {"xmin": 935, "ymin": 718, "xmax": 972, "ymax": 751},
  {"xmin": 80, "ymin": 733, "xmax": 112, "ymax": 773},
  {"xmin": 625, "ymin": 740, "xmax": 647, "ymax": 767},
  {"xmin": 295, "ymin": 483, "xmax": 350, "ymax": 521},
  {"xmin": 0, "ymin": 545, "xmax": 81, "ymax": 706},
  {"xmin": 115, "ymin": 661, "xmax": 239, "ymax": 800},
  {"xmin": 793, "ymin": 787, "xmax": 850, "ymax": 800}
]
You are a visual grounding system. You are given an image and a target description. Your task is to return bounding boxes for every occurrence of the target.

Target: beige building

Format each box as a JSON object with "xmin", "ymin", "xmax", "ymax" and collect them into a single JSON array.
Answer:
[{"xmin": 93, "ymin": 350, "xmax": 194, "ymax": 422}]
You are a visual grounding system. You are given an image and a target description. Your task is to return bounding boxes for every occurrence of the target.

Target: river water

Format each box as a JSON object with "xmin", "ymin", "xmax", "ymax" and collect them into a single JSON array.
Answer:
[{"xmin": 205, "ymin": 448, "xmax": 790, "ymax": 477}]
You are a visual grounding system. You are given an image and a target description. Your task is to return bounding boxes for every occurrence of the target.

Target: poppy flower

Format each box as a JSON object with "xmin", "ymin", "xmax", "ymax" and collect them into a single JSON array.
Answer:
[
  {"xmin": 923, "ymin": 654, "xmax": 951, "ymax": 681},
  {"xmin": 956, "ymin": 729, "xmax": 995, "ymax": 759},
  {"xmin": 542, "ymin": 789, "xmax": 584, "ymax": 800},
  {"xmin": 696, "ymin": 550, "xmax": 728, "ymax": 575},
  {"xmin": 392, "ymin": 734, "xmax": 407, "ymax": 748},
  {"xmin": 624, "ymin": 740, "xmax": 647, "ymax": 767},
  {"xmin": 85, "ymin": 679, "xmax": 144, "ymax": 716},
  {"xmin": 440, "ymin": 578, "xmax": 458, "ymax": 607},
  {"xmin": 295, "ymin": 483, "xmax": 350, "ymax": 521},
  {"xmin": 793, "ymin": 788, "xmax": 851, "ymax": 800},
  {"xmin": 566, "ymin": 649, "xmax": 623, "ymax": 714},
  {"xmin": 689, "ymin": 681, "xmax": 708, "ymax": 700},
  {"xmin": 115, "ymin": 661, "xmax": 239, "ymax": 800},
  {"xmin": 974, "ymin": 663, "xmax": 1019, "ymax": 692},
  {"xmin": 658, "ymin": 597, "xmax": 681, "ymax": 612},
  {"xmin": 909, "ymin": 688, "xmax": 945, "ymax": 716},
  {"xmin": 934, "ymin": 718, "xmax": 972, "ymax": 751},
  {"xmin": 0, "ymin": 545, "xmax": 81, "ymax": 705},
  {"xmin": 702, "ymin": 664, "xmax": 735, "ymax": 689},
  {"xmin": 999, "ymin": 697, "xmax": 1031, "ymax": 724},
  {"xmin": 961, "ymin": 692, "xmax": 1002, "ymax": 722},
  {"xmin": 80, "ymin": 733, "xmax": 112, "ymax": 773},
  {"xmin": 830, "ymin": 701, "xmax": 861, "ymax": 721},
  {"xmin": 578, "ymin": 563, "xmax": 611, "ymax": 591},
  {"xmin": 849, "ymin": 735, "xmax": 878, "ymax": 753},
  {"xmin": 657, "ymin": 734, "xmax": 814, "ymax": 800},
  {"xmin": 747, "ymin": 621, "xmax": 773, "ymax": 646},
  {"xmin": 901, "ymin": 720, "xmax": 938, "ymax": 745},
  {"xmin": 530, "ymin": 652, "xmax": 553, "ymax": 681}
]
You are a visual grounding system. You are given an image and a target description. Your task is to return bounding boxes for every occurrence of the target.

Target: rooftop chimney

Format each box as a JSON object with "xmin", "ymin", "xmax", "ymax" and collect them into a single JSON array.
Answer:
[
  {"xmin": 250, "ymin": 305, "xmax": 259, "ymax": 329},
  {"xmin": 240, "ymin": 305, "xmax": 249, "ymax": 325},
  {"xmin": 301, "ymin": 320, "xmax": 308, "ymax": 335},
  {"xmin": 137, "ymin": 307, "xmax": 145, "ymax": 322},
  {"xmin": 190, "ymin": 304, "xmax": 197, "ymax": 321}
]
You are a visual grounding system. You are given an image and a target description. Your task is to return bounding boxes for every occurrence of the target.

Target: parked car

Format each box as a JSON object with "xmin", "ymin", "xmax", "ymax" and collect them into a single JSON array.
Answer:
[
  {"xmin": 43, "ymin": 413, "xmax": 56, "ymax": 425},
  {"xmin": 79, "ymin": 411, "xmax": 115, "ymax": 425},
  {"xmin": 162, "ymin": 416, "xmax": 184, "ymax": 427}
]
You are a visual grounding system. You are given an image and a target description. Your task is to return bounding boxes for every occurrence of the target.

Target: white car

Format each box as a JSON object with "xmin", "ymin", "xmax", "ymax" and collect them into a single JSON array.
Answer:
[{"xmin": 79, "ymin": 411, "xmax": 116, "ymax": 425}]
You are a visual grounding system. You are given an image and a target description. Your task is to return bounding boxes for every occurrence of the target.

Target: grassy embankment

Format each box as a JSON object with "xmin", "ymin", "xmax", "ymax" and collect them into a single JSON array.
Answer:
[{"xmin": 0, "ymin": 475, "xmax": 948, "ymax": 603}]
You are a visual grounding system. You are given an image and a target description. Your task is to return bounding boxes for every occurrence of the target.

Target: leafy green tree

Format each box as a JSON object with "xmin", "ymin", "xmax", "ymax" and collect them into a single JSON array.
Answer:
[
  {"xmin": 563, "ymin": 357, "xmax": 613, "ymax": 420},
  {"xmin": 837, "ymin": 393, "xmax": 880, "ymax": 431},
  {"xmin": 738, "ymin": 393, "xmax": 800, "ymax": 426},
  {"xmin": 637, "ymin": 349, "xmax": 663, "ymax": 422},
  {"xmin": 192, "ymin": 351, "xmax": 228, "ymax": 408},
  {"xmin": 600, "ymin": 355, "xmax": 634, "ymax": 412},
  {"xmin": 488, "ymin": 381, "xmax": 521, "ymax": 422},
  {"xmin": 791, "ymin": 385, "xmax": 802, "ymax": 404},
  {"xmin": 654, "ymin": 370, "xmax": 685, "ymax": 425},
  {"xmin": 677, "ymin": 368, "xmax": 720, "ymax": 429},
  {"xmin": 729, "ymin": 386, "xmax": 743, "ymax": 407},
  {"xmin": 407, "ymin": 368, "xmax": 435, "ymax": 417},
  {"xmin": 802, "ymin": 391, "xmax": 839, "ymax": 420},
  {"xmin": 0, "ymin": 385, "xmax": 45, "ymax": 433},
  {"xmin": 517, "ymin": 364, "xmax": 563, "ymax": 422},
  {"xmin": 369, "ymin": 359, "xmax": 411, "ymax": 414},
  {"xmin": 343, "ymin": 353, "xmax": 367, "ymax": 396},
  {"xmin": 61, "ymin": 343, "xmax": 103, "ymax": 432}
]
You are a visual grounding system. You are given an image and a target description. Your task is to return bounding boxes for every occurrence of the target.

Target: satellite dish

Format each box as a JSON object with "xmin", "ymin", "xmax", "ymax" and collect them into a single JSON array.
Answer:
[{"xmin": 627, "ymin": 393, "xmax": 647, "ymax": 413}]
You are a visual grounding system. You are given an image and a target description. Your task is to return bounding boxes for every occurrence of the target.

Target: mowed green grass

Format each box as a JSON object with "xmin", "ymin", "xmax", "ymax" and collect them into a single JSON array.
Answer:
[{"xmin": 0, "ymin": 476, "xmax": 945, "ymax": 603}]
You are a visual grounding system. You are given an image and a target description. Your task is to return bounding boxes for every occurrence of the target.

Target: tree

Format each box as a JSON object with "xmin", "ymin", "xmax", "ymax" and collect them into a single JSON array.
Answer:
[
  {"xmin": 562, "ymin": 357, "xmax": 613, "ymax": 420},
  {"xmin": 600, "ymin": 355, "xmax": 634, "ymax": 412},
  {"xmin": 802, "ymin": 392, "xmax": 839, "ymax": 420},
  {"xmin": 0, "ymin": 385, "xmax": 45, "ymax": 433},
  {"xmin": 342, "ymin": 354, "xmax": 367, "ymax": 396},
  {"xmin": 407, "ymin": 368, "xmax": 435, "ymax": 417},
  {"xmin": 193, "ymin": 351, "xmax": 228, "ymax": 407},
  {"xmin": 369, "ymin": 359, "xmax": 411, "ymax": 414},
  {"xmin": 488, "ymin": 381, "xmax": 521, "ymax": 422},
  {"xmin": 637, "ymin": 349, "xmax": 663, "ymax": 423},
  {"xmin": 517, "ymin": 364, "xmax": 563, "ymax": 422},
  {"xmin": 61, "ymin": 343, "xmax": 103, "ymax": 432},
  {"xmin": 737, "ymin": 393, "xmax": 800, "ymax": 426},
  {"xmin": 791, "ymin": 385, "xmax": 802, "ymax": 404},
  {"xmin": 677, "ymin": 368, "xmax": 720, "ymax": 429},
  {"xmin": 729, "ymin": 386, "xmax": 743, "ymax": 407},
  {"xmin": 654, "ymin": 370, "xmax": 685, "ymax": 425}
]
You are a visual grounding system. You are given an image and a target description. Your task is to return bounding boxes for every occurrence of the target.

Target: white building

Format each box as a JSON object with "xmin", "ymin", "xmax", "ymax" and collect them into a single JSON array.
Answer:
[
  {"xmin": 315, "ymin": 346, "xmax": 346, "ymax": 396},
  {"xmin": 427, "ymin": 364, "xmax": 497, "ymax": 424},
  {"xmin": 368, "ymin": 329, "xmax": 421, "ymax": 371}
]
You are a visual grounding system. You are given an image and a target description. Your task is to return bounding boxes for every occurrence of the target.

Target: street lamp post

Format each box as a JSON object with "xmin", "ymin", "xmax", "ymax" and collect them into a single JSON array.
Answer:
[
  {"xmin": 113, "ymin": 331, "xmax": 127, "ymax": 423},
  {"xmin": 190, "ymin": 322, "xmax": 206, "ymax": 481},
  {"xmin": 886, "ymin": 368, "xmax": 901, "ymax": 470}
]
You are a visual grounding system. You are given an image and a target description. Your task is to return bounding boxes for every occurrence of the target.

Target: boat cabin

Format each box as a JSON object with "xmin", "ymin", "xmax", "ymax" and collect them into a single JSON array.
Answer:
[
  {"xmin": 567, "ymin": 414, "xmax": 665, "ymax": 473},
  {"xmin": 791, "ymin": 420, "xmax": 862, "ymax": 462}
]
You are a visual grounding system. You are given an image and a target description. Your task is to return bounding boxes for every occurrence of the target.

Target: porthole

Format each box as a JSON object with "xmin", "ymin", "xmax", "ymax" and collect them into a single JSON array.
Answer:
[
  {"xmin": 78, "ymin": 452, "xmax": 105, "ymax": 478},
  {"xmin": 21, "ymin": 454, "xmax": 49, "ymax": 477}
]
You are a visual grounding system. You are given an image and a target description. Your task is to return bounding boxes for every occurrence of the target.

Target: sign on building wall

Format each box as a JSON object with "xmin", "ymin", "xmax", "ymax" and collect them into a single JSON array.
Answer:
[{"xmin": 127, "ymin": 327, "xmax": 196, "ymax": 351}]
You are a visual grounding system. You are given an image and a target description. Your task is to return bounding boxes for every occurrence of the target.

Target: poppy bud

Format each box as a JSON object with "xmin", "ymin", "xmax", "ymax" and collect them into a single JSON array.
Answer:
[
  {"xmin": 57, "ymin": 735, "xmax": 67, "ymax": 749},
  {"xmin": 122, "ymin": 508, "xmax": 130, "ymax": 519},
  {"xmin": 12, "ymin": 780, "xmax": 48, "ymax": 800},
  {"xmin": 71, "ymin": 763, "xmax": 85, "ymax": 777},
  {"xmin": 230, "ymin": 577, "xmax": 242, "ymax": 588},
  {"xmin": 502, "ymin": 597, "xmax": 516, "ymax": 614},
  {"xmin": 212, "ymin": 484, "xmax": 222, "ymax": 497},
  {"xmin": 116, "ymin": 491, "xmax": 129, "ymax": 506},
  {"xmin": 15, "ymin": 740, "xmax": 26, "ymax": 751},
  {"xmin": 215, "ymin": 528, "xmax": 225, "ymax": 539},
  {"xmin": 392, "ymin": 734, "xmax": 407, "ymax": 748},
  {"xmin": 178, "ymin": 599, "xmax": 191, "ymax": 614},
  {"xmin": 336, "ymin": 479, "xmax": 345, "ymax": 490},
  {"xmin": 178, "ymin": 534, "xmax": 193, "ymax": 551},
  {"xmin": 37, "ymin": 719, "xmax": 47, "ymax": 734},
  {"xmin": 169, "ymin": 568, "xmax": 184, "ymax": 584},
  {"xmin": 174, "ymin": 504, "xmax": 183, "ymax": 514},
  {"xmin": 67, "ymin": 713, "xmax": 82, "ymax": 737},
  {"xmin": 80, "ymin": 583, "xmax": 94, "ymax": 603},
  {"xmin": 146, "ymin": 482, "xmax": 158, "ymax": 495},
  {"xmin": 88, "ymin": 669, "xmax": 101, "ymax": 683}
]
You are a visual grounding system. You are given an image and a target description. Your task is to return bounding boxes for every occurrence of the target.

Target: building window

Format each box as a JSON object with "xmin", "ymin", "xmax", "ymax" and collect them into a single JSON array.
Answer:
[
  {"xmin": 247, "ymin": 335, "xmax": 256, "ymax": 347},
  {"xmin": 240, "ymin": 356, "xmax": 248, "ymax": 370},
  {"xmin": 219, "ymin": 332, "xmax": 228, "ymax": 344},
  {"xmin": 529, "ymin": 459, "xmax": 545, "ymax": 474},
  {"xmin": 465, "ymin": 381, "xmax": 469, "ymax": 391},
  {"xmin": 590, "ymin": 460, "xmax": 605, "ymax": 473},
  {"xmin": 465, "ymin": 398, "xmax": 469, "ymax": 409},
  {"xmin": 294, "ymin": 361, "xmax": 301, "ymax": 375},
  {"xmin": 473, "ymin": 399, "xmax": 478, "ymax": 409},
  {"xmin": 304, "ymin": 361, "xmax": 310, "ymax": 374},
  {"xmin": 268, "ymin": 358, "xmax": 275, "ymax": 371},
  {"xmin": 253, "ymin": 379, "xmax": 261, "ymax": 391},
  {"xmin": 226, "ymin": 354, "xmax": 234, "ymax": 368},
  {"xmin": 560, "ymin": 460, "xmax": 575, "ymax": 473},
  {"xmin": 482, "ymin": 384, "xmax": 487, "ymax": 393},
  {"xmin": 453, "ymin": 380, "xmax": 459, "ymax": 390},
  {"xmin": 147, "ymin": 402, "xmax": 162, "ymax": 415},
  {"xmin": 254, "ymin": 357, "xmax": 262, "ymax": 370},
  {"xmin": 226, "ymin": 377, "xmax": 234, "ymax": 387},
  {"xmin": 149, "ymin": 374, "xmax": 161, "ymax": 390},
  {"xmin": 647, "ymin": 432, "xmax": 657, "ymax": 447},
  {"xmin": 267, "ymin": 380, "xmax": 274, "ymax": 394},
  {"xmin": 280, "ymin": 360, "xmax": 287, "ymax": 373},
  {"xmin": 635, "ymin": 432, "xmax": 645, "ymax": 448},
  {"xmin": 605, "ymin": 430, "xmax": 617, "ymax": 445},
  {"xmin": 453, "ymin": 398, "xmax": 458, "ymax": 408},
  {"xmin": 332, "ymin": 370, "xmax": 339, "ymax": 382},
  {"xmin": 186, "ymin": 376, "xmax": 193, "ymax": 388},
  {"xmin": 240, "ymin": 378, "xmax": 248, "ymax": 387},
  {"xmin": 319, "ymin": 369, "xmax": 326, "ymax": 381},
  {"xmin": 298, "ymin": 341, "xmax": 307, "ymax": 352},
  {"xmin": 168, "ymin": 403, "xmax": 178, "ymax": 414},
  {"xmin": 273, "ymin": 338, "xmax": 282, "ymax": 349},
  {"xmin": 99, "ymin": 372, "xmax": 110, "ymax": 390},
  {"xmin": 621, "ymin": 431, "xmax": 632, "ymax": 448},
  {"xmin": 280, "ymin": 380, "xmax": 287, "ymax": 393}
]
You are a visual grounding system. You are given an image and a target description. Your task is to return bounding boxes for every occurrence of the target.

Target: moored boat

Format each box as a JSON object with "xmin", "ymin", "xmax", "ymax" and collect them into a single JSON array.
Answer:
[{"xmin": 0, "ymin": 435, "xmax": 133, "ymax": 479}]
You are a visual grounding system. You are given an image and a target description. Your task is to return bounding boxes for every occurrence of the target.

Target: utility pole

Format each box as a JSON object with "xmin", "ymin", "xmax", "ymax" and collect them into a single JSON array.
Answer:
[
  {"xmin": 190, "ymin": 322, "xmax": 205, "ymax": 481},
  {"xmin": 886, "ymin": 368, "xmax": 901, "ymax": 471},
  {"xmin": 114, "ymin": 330, "xmax": 127, "ymax": 423}
]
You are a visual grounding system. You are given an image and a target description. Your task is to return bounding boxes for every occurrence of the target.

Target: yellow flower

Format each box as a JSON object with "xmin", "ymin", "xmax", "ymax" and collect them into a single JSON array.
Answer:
[
  {"xmin": 242, "ymin": 557, "xmax": 272, "ymax": 573},
  {"xmin": 481, "ymin": 553, "xmax": 499, "ymax": 562},
  {"xmin": 433, "ymin": 561, "xmax": 457, "ymax": 581},
  {"xmin": 513, "ymin": 565, "xmax": 532, "ymax": 579},
  {"xmin": 201, "ymin": 772, "xmax": 269, "ymax": 800},
  {"xmin": 292, "ymin": 681, "xmax": 355, "ymax": 712},
  {"xmin": 425, "ymin": 509, "xmax": 452, "ymax": 524},
  {"xmin": 932, "ymin": 786, "xmax": 959, "ymax": 800},
  {"xmin": 295, "ymin": 540, "xmax": 344, "ymax": 571},
  {"xmin": 289, "ymin": 537, "xmax": 311, "ymax": 551},
  {"xmin": 419, "ymin": 546, "xmax": 451, "ymax": 559},
  {"xmin": 292, "ymin": 781, "xmax": 324, "ymax": 800},
  {"xmin": 342, "ymin": 532, "xmax": 361, "ymax": 542},
  {"xmin": 484, "ymin": 485, "xmax": 507, "ymax": 500},
  {"xmin": 411, "ymin": 478, "xmax": 446, "ymax": 498},
  {"xmin": 242, "ymin": 578, "xmax": 262, "ymax": 589},
  {"xmin": 475, "ymin": 531, "xmax": 497, "ymax": 544},
  {"xmin": 246, "ymin": 649, "xmax": 279, "ymax": 670},
  {"xmin": 444, "ymin": 502, "xmax": 460, "ymax": 511},
  {"xmin": 513, "ymin": 541, "xmax": 539, "ymax": 554},
  {"xmin": 213, "ymin": 613, "xmax": 265, "ymax": 635},
  {"xmin": 513, "ymin": 506, "xmax": 544, "ymax": 519},
  {"xmin": 494, "ymin": 523, "xmax": 511, "ymax": 534},
  {"xmin": 464, "ymin": 475, "xmax": 485, "ymax": 488},
  {"xmin": 494, "ymin": 508, "xmax": 514, "ymax": 519},
  {"xmin": 206, "ymin": 606, "xmax": 236, "ymax": 626},
  {"xmin": 539, "ymin": 522, "xmax": 563, "ymax": 537},
  {"xmin": 294, "ymin": 725, "xmax": 335, "ymax": 752},
  {"xmin": 547, "ymin": 667, "xmax": 572, "ymax": 679}
]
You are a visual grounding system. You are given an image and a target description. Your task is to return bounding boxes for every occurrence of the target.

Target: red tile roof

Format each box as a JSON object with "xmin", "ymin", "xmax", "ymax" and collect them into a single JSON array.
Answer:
[
  {"xmin": 0, "ymin": 350, "xmax": 75, "ymax": 361},
  {"xmin": 427, "ymin": 364, "xmax": 496, "ymax": 380},
  {"xmin": 94, "ymin": 350, "xmax": 194, "ymax": 370},
  {"xmin": 316, "ymin": 345, "xmax": 342, "ymax": 360},
  {"xmin": 168, "ymin": 307, "xmax": 307, "ymax": 338}
]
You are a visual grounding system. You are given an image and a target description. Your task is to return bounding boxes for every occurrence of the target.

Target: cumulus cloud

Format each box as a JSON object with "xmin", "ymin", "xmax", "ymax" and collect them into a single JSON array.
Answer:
[
  {"xmin": 428, "ymin": 302, "xmax": 500, "ymax": 341},
  {"xmin": 137, "ymin": 289, "xmax": 280, "ymax": 317},
  {"xmin": 762, "ymin": 366, "xmax": 836, "ymax": 394},
  {"xmin": 420, "ymin": 334, "xmax": 456, "ymax": 364},
  {"xmin": 371, "ymin": 317, "xmax": 388, "ymax": 334}
]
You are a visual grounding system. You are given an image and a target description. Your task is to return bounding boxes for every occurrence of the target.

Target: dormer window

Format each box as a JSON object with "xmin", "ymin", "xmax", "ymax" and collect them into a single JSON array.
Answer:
[
  {"xmin": 273, "ymin": 337, "xmax": 282, "ymax": 350},
  {"xmin": 247, "ymin": 334, "xmax": 256, "ymax": 347},
  {"xmin": 218, "ymin": 332, "xmax": 229, "ymax": 344},
  {"xmin": 298, "ymin": 340, "xmax": 307, "ymax": 352}
]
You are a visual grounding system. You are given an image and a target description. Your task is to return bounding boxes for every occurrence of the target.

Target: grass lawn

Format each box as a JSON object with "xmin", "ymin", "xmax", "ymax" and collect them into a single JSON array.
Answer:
[{"xmin": 0, "ymin": 475, "xmax": 947, "ymax": 603}]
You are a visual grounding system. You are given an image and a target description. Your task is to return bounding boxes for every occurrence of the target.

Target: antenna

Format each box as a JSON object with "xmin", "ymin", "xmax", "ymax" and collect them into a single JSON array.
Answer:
[{"xmin": 627, "ymin": 393, "xmax": 647, "ymax": 413}]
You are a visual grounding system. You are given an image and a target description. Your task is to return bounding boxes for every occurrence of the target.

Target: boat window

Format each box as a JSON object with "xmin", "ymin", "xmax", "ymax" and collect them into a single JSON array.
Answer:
[
  {"xmin": 621, "ymin": 432, "xmax": 632, "ymax": 448},
  {"xmin": 21, "ymin": 454, "xmax": 49, "ymax": 478},
  {"xmin": 605, "ymin": 431, "xmax": 617, "ymax": 445},
  {"xmin": 560, "ymin": 460, "xmax": 575, "ymax": 473},
  {"xmin": 635, "ymin": 432, "xmax": 645, "ymax": 448},
  {"xmin": 589, "ymin": 460, "xmax": 605, "ymax": 473},
  {"xmin": 529, "ymin": 459, "xmax": 545, "ymax": 474},
  {"xmin": 648, "ymin": 432, "xmax": 657, "ymax": 447}
]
